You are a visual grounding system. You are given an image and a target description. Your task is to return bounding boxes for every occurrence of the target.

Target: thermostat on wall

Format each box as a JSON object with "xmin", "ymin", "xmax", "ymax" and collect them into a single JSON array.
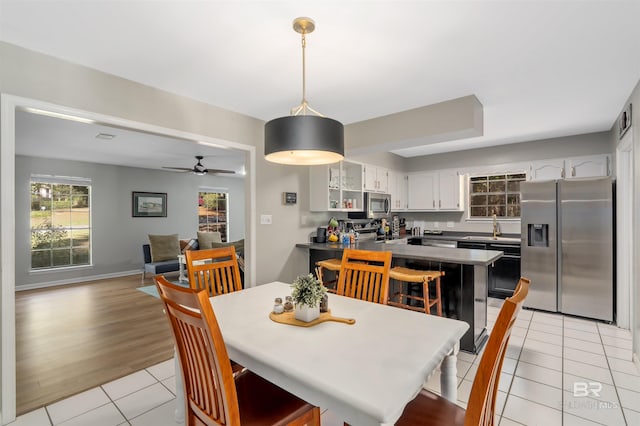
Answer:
[{"xmin": 283, "ymin": 192, "xmax": 297, "ymax": 205}]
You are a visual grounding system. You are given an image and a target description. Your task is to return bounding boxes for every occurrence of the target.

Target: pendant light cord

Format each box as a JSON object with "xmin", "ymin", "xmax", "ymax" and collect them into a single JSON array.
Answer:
[
  {"xmin": 301, "ymin": 32, "xmax": 307, "ymax": 113},
  {"xmin": 290, "ymin": 18, "xmax": 323, "ymax": 117}
]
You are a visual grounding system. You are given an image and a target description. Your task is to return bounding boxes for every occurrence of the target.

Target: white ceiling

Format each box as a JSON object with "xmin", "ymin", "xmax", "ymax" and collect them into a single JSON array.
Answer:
[
  {"xmin": 14, "ymin": 109, "xmax": 247, "ymax": 174},
  {"xmin": 2, "ymin": 0, "xmax": 640, "ymax": 168}
]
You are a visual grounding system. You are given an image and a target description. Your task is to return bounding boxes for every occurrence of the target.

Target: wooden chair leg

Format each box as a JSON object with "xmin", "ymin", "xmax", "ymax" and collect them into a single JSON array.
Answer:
[
  {"xmin": 423, "ymin": 278, "xmax": 431, "ymax": 315},
  {"xmin": 435, "ymin": 276, "xmax": 442, "ymax": 317}
]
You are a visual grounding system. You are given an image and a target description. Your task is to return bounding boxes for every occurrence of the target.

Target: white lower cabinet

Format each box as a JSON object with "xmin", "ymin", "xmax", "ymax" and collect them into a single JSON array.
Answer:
[{"xmin": 407, "ymin": 171, "xmax": 463, "ymax": 211}]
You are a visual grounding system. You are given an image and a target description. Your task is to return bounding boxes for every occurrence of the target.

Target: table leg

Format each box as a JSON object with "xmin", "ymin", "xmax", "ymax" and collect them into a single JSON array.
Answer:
[
  {"xmin": 178, "ymin": 258, "xmax": 187, "ymax": 283},
  {"xmin": 440, "ymin": 349, "xmax": 458, "ymax": 402},
  {"xmin": 174, "ymin": 351, "xmax": 185, "ymax": 423}
]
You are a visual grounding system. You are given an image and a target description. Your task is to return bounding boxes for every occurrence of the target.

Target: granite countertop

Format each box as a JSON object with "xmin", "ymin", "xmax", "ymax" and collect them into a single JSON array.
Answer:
[{"xmin": 296, "ymin": 241, "xmax": 503, "ymax": 266}]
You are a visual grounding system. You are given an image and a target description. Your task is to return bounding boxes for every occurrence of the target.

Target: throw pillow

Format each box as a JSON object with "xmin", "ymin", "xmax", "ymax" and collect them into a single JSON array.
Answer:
[
  {"xmin": 180, "ymin": 238, "xmax": 199, "ymax": 253},
  {"xmin": 197, "ymin": 231, "xmax": 222, "ymax": 249},
  {"xmin": 148, "ymin": 234, "xmax": 180, "ymax": 262}
]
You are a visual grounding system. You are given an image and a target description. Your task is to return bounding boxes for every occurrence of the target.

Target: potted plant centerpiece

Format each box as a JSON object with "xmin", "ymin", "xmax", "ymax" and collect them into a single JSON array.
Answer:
[{"xmin": 291, "ymin": 273, "xmax": 327, "ymax": 322}]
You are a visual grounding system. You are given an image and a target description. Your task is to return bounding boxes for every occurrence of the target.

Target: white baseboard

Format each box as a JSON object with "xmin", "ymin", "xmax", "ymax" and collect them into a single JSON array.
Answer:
[{"xmin": 15, "ymin": 270, "xmax": 142, "ymax": 291}]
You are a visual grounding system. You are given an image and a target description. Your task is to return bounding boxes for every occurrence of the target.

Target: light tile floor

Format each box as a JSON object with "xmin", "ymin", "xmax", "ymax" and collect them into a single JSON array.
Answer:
[{"xmin": 8, "ymin": 300, "xmax": 640, "ymax": 426}]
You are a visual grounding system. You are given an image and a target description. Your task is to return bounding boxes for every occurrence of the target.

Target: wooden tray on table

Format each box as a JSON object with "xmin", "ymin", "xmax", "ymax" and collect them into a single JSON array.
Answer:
[{"xmin": 269, "ymin": 309, "xmax": 355, "ymax": 327}]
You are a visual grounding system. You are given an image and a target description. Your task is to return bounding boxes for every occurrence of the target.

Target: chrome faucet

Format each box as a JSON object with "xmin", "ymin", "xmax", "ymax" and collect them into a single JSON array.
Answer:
[{"xmin": 492, "ymin": 214, "xmax": 501, "ymax": 239}]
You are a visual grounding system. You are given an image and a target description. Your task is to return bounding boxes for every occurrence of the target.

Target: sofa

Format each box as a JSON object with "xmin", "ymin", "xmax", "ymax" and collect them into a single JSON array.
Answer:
[
  {"xmin": 142, "ymin": 243, "xmax": 181, "ymax": 282},
  {"xmin": 141, "ymin": 232, "xmax": 244, "ymax": 283}
]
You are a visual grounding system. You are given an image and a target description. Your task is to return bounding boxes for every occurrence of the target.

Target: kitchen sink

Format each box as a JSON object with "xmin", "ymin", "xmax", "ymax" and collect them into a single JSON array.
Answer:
[
  {"xmin": 460, "ymin": 236, "xmax": 521, "ymax": 243},
  {"xmin": 374, "ymin": 238, "xmax": 408, "ymax": 244}
]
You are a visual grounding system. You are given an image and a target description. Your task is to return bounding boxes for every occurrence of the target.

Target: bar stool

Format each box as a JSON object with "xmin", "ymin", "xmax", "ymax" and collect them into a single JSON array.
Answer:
[
  {"xmin": 388, "ymin": 266, "xmax": 444, "ymax": 316},
  {"xmin": 315, "ymin": 258, "xmax": 342, "ymax": 293}
]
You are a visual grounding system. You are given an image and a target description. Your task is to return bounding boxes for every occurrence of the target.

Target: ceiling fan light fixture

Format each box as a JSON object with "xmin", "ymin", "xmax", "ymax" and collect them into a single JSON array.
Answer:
[
  {"xmin": 264, "ymin": 17, "xmax": 344, "ymax": 166},
  {"xmin": 161, "ymin": 155, "xmax": 235, "ymax": 175}
]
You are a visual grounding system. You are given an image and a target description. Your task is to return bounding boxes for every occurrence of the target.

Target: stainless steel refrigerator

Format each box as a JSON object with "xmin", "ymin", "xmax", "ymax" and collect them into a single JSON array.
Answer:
[{"xmin": 520, "ymin": 177, "xmax": 614, "ymax": 321}]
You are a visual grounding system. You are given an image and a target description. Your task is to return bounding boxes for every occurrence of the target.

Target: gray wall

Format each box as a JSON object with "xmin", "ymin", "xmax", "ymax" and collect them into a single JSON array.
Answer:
[{"xmin": 14, "ymin": 155, "xmax": 245, "ymax": 288}]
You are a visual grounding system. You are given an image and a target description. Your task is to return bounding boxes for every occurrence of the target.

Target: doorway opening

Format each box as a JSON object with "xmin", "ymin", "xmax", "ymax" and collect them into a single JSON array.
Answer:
[{"xmin": 1, "ymin": 94, "xmax": 257, "ymax": 423}]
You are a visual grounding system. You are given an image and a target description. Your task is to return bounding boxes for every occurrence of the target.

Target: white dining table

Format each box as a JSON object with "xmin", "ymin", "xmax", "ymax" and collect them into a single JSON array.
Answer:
[{"xmin": 174, "ymin": 281, "xmax": 469, "ymax": 425}]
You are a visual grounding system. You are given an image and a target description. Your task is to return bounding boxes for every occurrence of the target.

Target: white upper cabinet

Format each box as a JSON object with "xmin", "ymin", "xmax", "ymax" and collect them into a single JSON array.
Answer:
[
  {"xmin": 566, "ymin": 154, "xmax": 610, "ymax": 178},
  {"xmin": 388, "ymin": 171, "xmax": 408, "ymax": 211},
  {"xmin": 407, "ymin": 171, "xmax": 463, "ymax": 211},
  {"xmin": 309, "ymin": 161, "xmax": 363, "ymax": 212},
  {"xmin": 529, "ymin": 159, "xmax": 566, "ymax": 180},
  {"xmin": 363, "ymin": 165, "xmax": 389, "ymax": 193},
  {"xmin": 529, "ymin": 154, "xmax": 610, "ymax": 181},
  {"xmin": 438, "ymin": 170, "xmax": 464, "ymax": 210},
  {"xmin": 407, "ymin": 172, "xmax": 437, "ymax": 210}
]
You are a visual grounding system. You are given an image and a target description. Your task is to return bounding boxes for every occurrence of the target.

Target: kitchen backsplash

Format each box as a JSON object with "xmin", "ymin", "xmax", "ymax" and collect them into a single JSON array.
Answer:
[
  {"xmin": 399, "ymin": 212, "xmax": 521, "ymax": 235},
  {"xmin": 326, "ymin": 211, "xmax": 521, "ymax": 235}
]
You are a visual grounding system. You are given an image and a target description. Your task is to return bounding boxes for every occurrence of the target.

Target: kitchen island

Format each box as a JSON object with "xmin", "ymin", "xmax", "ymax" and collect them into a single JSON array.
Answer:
[{"xmin": 296, "ymin": 241, "xmax": 503, "ymax": 353}]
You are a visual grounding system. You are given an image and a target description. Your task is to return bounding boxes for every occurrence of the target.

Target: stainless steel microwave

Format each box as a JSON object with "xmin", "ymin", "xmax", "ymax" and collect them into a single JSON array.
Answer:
[{"xmin": 364, "ymin": 192, "xmax": 391, "ymax": 218}]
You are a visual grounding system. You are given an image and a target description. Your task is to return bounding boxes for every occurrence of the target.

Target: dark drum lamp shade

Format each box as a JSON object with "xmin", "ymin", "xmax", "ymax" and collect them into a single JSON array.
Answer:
[{"xmin": 264, "ymin": 115, "xmax": 344, "ymax": 165}]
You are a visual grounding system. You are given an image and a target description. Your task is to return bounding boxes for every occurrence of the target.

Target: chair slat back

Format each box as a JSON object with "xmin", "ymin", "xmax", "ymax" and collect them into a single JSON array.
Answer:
[
  {"xmin": 155, "ymin": 276, "xmax": 240, "ymax": 426},
  {"xmin": 186, "ymin": 247, "xmax": 243, "ymax": 297},
  {"xmin": 464, "ymin": 277, "xmax": 530, "ymax": 426},
  {"xmin": 337, "ymin": 249, "xmax": 392, "ymax": 304}
]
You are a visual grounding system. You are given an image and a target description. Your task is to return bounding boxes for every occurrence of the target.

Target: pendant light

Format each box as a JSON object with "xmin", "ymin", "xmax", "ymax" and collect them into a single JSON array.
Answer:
[{"xmin": 264, "ymin": 17, "xmax": 344, "ymax": 165}]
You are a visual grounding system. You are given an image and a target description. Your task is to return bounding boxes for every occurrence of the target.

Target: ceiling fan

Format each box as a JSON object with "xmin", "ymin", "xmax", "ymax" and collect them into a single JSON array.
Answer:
[{"xmin": 162, "ymin": 155, "xmax": 235, "ymax": 175}]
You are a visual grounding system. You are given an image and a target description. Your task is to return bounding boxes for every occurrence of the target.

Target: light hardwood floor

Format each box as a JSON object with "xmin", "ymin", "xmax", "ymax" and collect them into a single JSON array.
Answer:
[{"xmin": 16, "ymin": 273, "xmax": 175, "ymax": 415}]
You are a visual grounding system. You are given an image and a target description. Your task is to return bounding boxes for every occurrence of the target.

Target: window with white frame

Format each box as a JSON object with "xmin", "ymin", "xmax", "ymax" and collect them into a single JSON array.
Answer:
[
  {"xmin": 198, "ymin": 191, "xmax": 228, "ymax": 242},
  {"xmin": 30, "ymin": 175, "xmax": 92, "ymax": 269},
  {"xmin": 469, "ymin": 173, "xmax": 526, "ymax": 218}
]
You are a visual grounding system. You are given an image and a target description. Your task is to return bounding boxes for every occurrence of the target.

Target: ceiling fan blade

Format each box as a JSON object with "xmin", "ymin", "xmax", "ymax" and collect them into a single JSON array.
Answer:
[
  {"xmin": 161, "ymin": 166, "xmax": 192, "ymax": 172},
  {"xmin": 163, "ymin": 156, "xmax": 236, "ymax": 175}
]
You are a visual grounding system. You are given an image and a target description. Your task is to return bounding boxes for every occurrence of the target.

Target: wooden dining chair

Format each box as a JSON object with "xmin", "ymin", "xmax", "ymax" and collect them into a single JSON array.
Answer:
[
  {"xmin": 154, "ymin": 276, "xmax": 321, "ymax": 426},
  {"xmin": 185, "ymin": 246, "xmax": 243, "ymax": 297},
  {"xmin": 336, "ymin": 248, "xmax": 392, "ymax": 305},
  {"xmin": 394, "ymin": 277, "xmax": 530, "ymax": 426}
]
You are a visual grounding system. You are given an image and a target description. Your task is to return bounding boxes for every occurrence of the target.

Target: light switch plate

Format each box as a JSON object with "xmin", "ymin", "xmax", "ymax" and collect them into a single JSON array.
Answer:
[{"xmin": 260, "ymin": 214, "xmax": 272, "ymax": 225}]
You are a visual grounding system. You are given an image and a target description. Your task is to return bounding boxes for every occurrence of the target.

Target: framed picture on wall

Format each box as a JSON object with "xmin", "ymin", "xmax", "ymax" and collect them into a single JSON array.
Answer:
[
  {"xmin": 132, "ymin": 191, "xmax": 167, "ymax": 217},
  {"xmin": 619, "ymin": 103, "xmax": 632, "ymax": 139}
]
